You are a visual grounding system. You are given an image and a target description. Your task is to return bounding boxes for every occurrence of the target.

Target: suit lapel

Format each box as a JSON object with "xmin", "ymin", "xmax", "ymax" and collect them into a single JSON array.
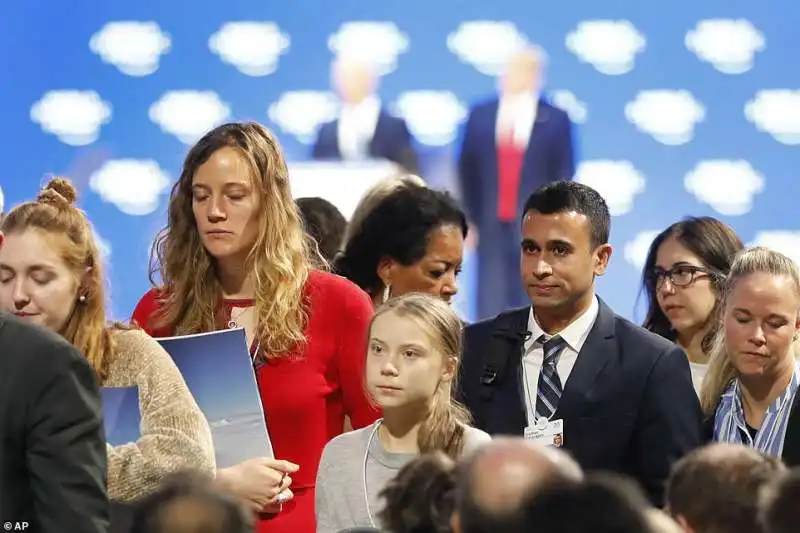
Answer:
[
  {"xmin": 780, "ymin": 393, "xmax": 800, "ymax": 466},
  {"xmin": 368, "ymin": 112, "xmax": 385, "ymax": 157},
  {"xmin": 484, "ymin": 307, "xmax": 529, "ymax": 435},
  {"xmin": 524, "ymin": 100, "xmax": 551, "ymax": 158},
  {"xmin": 554, "ymin": 298, "xmax": 616, "ymax": 420},
  {"xmin": 329, "ymin": 120, "xmax": 343, "ymax": 158}
]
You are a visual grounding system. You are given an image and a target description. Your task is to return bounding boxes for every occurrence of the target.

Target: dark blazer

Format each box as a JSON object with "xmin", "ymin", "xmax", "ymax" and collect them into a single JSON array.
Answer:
[
  {"xmin": 456, "ymin": 299, "xmax": 703, "ymax": 505},
  {"xmin": 312, "ymin": 110, "xmax": 419, "ymax": 174},
  {"xmin": 457, "ymin": 98, "xmax": 575, "ymax": 230},
  {"xmin": 0, "ymin": 313, "xmax": 109, "ymax": 533},
  {"xmin": 703, "ymin": 391, "xmax": 800, "ymax": 466}
]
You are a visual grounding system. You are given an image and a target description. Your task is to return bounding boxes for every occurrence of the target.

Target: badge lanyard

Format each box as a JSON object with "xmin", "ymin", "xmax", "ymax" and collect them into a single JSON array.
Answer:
[
  {"xmin": 522, "ymin": 339, "xmax": 554, "ymax": 429},
  {"xmin": 361, "ymin": 421, "xmax": 382, "ymax": 528}
]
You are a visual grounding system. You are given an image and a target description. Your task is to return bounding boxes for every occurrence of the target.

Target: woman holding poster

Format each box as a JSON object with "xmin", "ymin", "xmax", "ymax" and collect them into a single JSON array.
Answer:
[
  {"xmin": 0, "ymin": 177, "xmax": 216, "ymax": 502},
  {"xmin": 132, "ymin": 121, "xmax": 380, "ymax": 533}
]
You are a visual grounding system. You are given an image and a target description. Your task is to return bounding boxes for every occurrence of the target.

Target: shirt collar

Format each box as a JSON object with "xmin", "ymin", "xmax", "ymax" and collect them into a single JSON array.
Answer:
[
  {"xmin": 500, "ymin": 92, "xmax": 538, "ymax": 109},
  {"xmin": 341, "ymin": 95, "xmax": 380, "ymax": 118},
  {"xmin": 527, "ymin": 295, "xmax": 599, "ymax": 352},
  {"xmin": 730, "ymin": 362, "xmax": 800, "ymax": 420}
]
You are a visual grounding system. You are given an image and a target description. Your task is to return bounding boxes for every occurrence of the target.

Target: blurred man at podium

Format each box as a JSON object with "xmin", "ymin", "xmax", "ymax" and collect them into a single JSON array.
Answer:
[
  {"xmin": 458, "ymin": 46, "xmax": 576, "ymax": 320},
  {"xmin": 312, "ymin": 55, "xmax": 419, "ymax": 174}
]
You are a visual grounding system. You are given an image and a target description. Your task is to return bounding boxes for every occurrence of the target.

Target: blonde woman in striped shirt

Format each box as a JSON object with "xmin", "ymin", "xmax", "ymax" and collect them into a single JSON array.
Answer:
[{"xmin": 701, "ymin": 247, "xmax": 800, "ymax": 464}]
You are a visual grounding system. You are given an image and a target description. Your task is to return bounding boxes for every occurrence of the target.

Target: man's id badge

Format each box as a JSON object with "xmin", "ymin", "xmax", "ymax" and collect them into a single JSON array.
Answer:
[{"xmin": 524, "ymin": 418, "xmax": 564, "ymax": 448}]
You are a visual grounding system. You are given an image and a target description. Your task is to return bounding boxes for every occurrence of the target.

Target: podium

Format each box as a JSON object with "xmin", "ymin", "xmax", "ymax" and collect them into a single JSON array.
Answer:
[{"xmin": 287, "ymin": 160, "xmax": 402, "ymax": 220}]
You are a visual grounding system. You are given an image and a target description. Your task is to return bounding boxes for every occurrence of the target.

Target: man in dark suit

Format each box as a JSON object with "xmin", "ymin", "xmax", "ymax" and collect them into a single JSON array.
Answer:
[
  {"xmin": 312, "ymin": 55, "xmax": 419, "ymax": 174},
  {"xmin": 457, "ymin": 181, "xmax": 702, "ymax": 505},
  {"xmin": 458, "ymin": 46, "xmax": 576, "ymax": 320},
  {"xmin": 0, "ymin": 310, "xmax": 109, "ymax": 532}
]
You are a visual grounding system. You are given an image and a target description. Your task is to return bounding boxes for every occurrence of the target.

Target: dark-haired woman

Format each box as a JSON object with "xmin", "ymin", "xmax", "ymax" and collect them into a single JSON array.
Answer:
[
  {"xmin": 334, "ymin": 184, "xmax": 467, "ymax": 307},
  {"xmin": 640, "ymin": 216, "xmax": 743, "ymax": 394}
]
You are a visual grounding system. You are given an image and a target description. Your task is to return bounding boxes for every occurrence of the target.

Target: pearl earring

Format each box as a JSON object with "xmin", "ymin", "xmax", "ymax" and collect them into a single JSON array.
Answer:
[{"xmin": 78, "ymin": 295, "xmax": 87, "ymax": 303}]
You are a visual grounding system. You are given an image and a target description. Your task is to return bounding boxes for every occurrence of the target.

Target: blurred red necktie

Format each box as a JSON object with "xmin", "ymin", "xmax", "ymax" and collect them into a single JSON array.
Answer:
[{"xmin": 496, "ymin": 122, "xmax": 525, "ymax": 222}]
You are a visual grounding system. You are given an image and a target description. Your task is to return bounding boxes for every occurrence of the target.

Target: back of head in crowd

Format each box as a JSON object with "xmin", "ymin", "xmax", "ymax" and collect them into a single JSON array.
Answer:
[
  {"xmin": 700, "ymin": 246, "xmax": 800, "ymax": 414},
  {"xmin": 367, "ymin": 292, "xmax": 470, "ymax": 457},
  {"xmin": 344, "ymin": 173, "xmax": 426, "ymax": 245},
  {"xmin": 296, "ymin": 196, "xmax": 346, "ymax": 265},
  {"xmin": 520, "ymin": 181, "xmax": 611, "ymax": 327},
  {"xmin": 641, "ymin": 216, "xmax": 743, "ymax": 357},
  {"xmin": 335, "ymin": 184, "xmax": 467, "ymax": 305},
  {"xmin": 453, "ymin": 438, "xmax": 583, "ymax": 533},
  {"xmin": 149, "ymin": 121, "xmax": 311, "ymax": 355},
  {"xmin": 760, "ymin": 467, "xmax": 800, "ymax": 533},
  {"xmin": 666, "ymin": 443, "xmax": 786, "ymax": 533},
  {"xmin": 129, "ymin": 472, "xmax": 253, "ymax": 533},
  {"xmin": 378, "ymin": 451, "xmax": 456, "ymax": 533},
  {"xmin": 523, "ymin": 474, "xmax": 651, "ymax": 533},
  {"xmin": 0, "ymin": 177, "xmax": 113, "ymax": 377}
]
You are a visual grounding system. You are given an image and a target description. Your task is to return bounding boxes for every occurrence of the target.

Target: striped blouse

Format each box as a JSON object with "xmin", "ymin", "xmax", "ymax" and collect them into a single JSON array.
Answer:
[{"xmin": 713, "ymin": 363, "xmax": 800, "ymax": 459}]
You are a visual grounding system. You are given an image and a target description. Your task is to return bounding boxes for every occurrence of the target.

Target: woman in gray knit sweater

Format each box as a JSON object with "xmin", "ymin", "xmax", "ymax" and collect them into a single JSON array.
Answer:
[
  {"xmin": 0, "ymin": 178, "xmax": 215, "ymax": 502},
  {"xmin": 315, "ymin": 293, "xmax": 491, "ymax": 533}
]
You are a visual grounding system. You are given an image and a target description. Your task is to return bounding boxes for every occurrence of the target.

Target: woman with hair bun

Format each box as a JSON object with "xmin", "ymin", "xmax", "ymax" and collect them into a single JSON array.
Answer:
[{"xmin": 0, "ymin": 177, "xmax": 216, "ymax": 502}]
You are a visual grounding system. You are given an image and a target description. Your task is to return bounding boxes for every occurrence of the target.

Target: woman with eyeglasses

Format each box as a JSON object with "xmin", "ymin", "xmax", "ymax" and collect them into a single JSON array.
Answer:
[{"xmin": 640, "ymin": 217, "xmax": 743, "ymax": 394}]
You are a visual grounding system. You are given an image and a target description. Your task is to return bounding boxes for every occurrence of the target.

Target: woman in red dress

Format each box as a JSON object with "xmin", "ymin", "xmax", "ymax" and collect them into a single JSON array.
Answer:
[{"xmin": 131, "ymin": 121, "xmax": 380, "ymax": 533}]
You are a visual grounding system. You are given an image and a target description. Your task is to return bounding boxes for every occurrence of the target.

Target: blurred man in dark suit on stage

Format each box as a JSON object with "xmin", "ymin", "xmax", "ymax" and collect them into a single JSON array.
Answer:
[
  {"xmin": 312, "ymin": 55, "xmax": 419, "ymax": 174},
  {"xmin": 459, "ymin": 45, "xmax": 576, "ymax": 320},
  {"xmin": 0, "ymin": 249, "xmax": 109, "ymax": 533}
]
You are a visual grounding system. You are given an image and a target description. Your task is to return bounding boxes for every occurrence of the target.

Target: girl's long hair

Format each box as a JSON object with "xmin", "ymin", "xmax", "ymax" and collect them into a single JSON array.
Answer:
[{"xmin": 370, "ymin": 293, "xmax": 472, "ymax": 458}]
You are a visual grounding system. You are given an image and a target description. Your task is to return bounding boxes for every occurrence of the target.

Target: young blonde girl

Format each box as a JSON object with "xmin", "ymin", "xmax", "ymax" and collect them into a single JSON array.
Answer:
[{"xmin": 314, "ymin": 292, "xmax": 491, "ymax": 532}]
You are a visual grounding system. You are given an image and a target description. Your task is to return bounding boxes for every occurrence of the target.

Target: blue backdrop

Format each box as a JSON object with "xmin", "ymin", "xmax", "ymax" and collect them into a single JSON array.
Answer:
[{"xmin": 1, "ymin": 0, "xmax": 799, "ymax": 323}]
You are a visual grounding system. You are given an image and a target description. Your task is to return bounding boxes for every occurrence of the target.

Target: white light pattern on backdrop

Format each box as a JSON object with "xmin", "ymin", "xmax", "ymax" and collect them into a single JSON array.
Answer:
[
  {"xmin": 576, "ymin": 160, "xmax": 645, "ymax": 217},
  {"xmin": 209, "ymin": 22, "xmax": 291, "ymax": 76},
  {"xmin": 90, "ymin": 21, "xmax": 172, "ymax": 76},
  {"xmin": 566, "ymin": 20, "xmax": 646, "ymax": 75},
  {"xmin": 328, "ymin": 21, "xmax": 410, "ymax": 75},
  {"xmin": 31, "ymin": 90, "xmax": 112, "ymax": 146},
  {"xmin": 14, "ymin": 11, "xmax": 800, "ymax": 320},
  {"xmin": 89, "ymin": 159, "xmax": 172, "ymax": 216},
  {"xmin": 685, "ymin": 19, "xmax": 765, "ymax": 74},
  {"xmin": 149, "ymin": 90, "xmax": 232, "ymax": 145}
]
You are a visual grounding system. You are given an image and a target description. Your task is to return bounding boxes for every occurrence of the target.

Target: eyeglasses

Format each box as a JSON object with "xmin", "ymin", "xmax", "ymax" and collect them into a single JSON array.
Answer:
[{"xmin": 650, "ymin": 265, "xmax": 714, "ymax": 287}]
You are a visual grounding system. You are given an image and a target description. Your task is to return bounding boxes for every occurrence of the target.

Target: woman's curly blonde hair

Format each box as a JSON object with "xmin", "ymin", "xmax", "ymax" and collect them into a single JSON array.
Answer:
[{"xmin": 148, "ymin": 122, "xmax": 312, "ymax": 357}]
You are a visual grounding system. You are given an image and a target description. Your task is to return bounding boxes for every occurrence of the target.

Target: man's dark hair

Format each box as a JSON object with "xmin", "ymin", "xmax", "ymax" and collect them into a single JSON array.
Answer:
[
  {"xmin": 129, "ymin": 472, "xmax": 253, "ymax": 533},
  {"xmin": 334, "ymin": 183, "xmax": 467, "ymax": 295},
  {"xmin": 761, "ymin": 469, "xmax": 800, "ymax": 533},
  {"xmin": 522, "ymin": 474, "xmax": 651, "ymax": 533},
  {"xmin": 378, "ymin": 451, "xmax": 456, "ymax": 533},
  {"xmin": 666, "ymin": 445, "xmax": 785, "ymax": 533},
  {"xmin": 522, "ymin": 180, "xmax": 610, "ymax": 248},
  {"xmin": 296, "ymin": 197, "xmax": 347, "ymax": 264}
]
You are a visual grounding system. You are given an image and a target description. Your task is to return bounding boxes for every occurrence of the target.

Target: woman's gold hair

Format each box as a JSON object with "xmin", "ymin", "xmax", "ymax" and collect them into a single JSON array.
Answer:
[
  {"xmin": 370, "ymin": 292, "xmax": 471, "ymax": 458},
  {"xmin": 700, "ymin": 246, "xmax": 800, "ymax": 414},
  {"xmin": 1, "ymin": 177, "xmax": 115, "ymax": 377},
  {"xmin": 148, "ymin": 121, "xmax": 312, "ymax": 357}
]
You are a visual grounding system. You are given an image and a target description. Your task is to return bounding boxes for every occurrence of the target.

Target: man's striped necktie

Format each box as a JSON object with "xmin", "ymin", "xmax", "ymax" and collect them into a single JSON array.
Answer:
[{"xmin": 535, "ymin": 334, "xmax": 567, "ymax": 421}]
